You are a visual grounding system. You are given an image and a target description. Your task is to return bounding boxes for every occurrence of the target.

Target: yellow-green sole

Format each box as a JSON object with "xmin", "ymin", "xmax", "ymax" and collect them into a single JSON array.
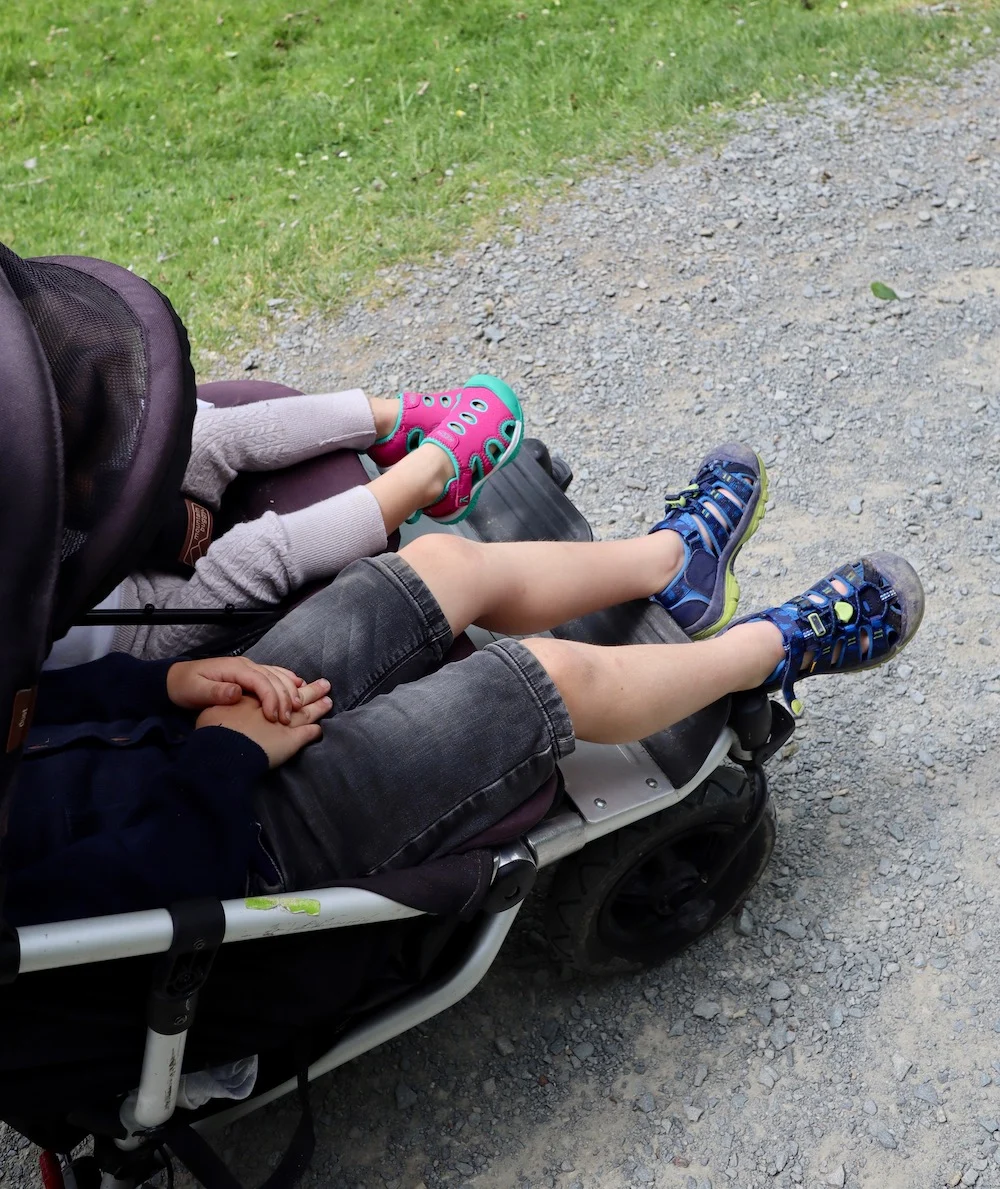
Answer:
[{"xmin": 690, "ymin": 453, "xmax": 769, "ymax": 641}]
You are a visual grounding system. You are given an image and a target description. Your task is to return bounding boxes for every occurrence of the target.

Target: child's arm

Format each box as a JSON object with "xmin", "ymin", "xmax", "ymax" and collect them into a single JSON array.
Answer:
[
  {"xmin": 34, "ymin": 653, "xmax": 177, "ymax": 725},
  {"xmin": 34, "ymin": 654, "xmax": 307, "ymax": 726},
  {"xmin": 6, "ymin": 726, "xmax": 269, "ymax": 926}
]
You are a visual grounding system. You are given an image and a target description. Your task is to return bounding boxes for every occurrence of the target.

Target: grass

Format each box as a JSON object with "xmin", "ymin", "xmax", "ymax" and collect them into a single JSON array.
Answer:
[{"xmin": 1, "ymin": 0, "xmax": 993, "ymax": 351}]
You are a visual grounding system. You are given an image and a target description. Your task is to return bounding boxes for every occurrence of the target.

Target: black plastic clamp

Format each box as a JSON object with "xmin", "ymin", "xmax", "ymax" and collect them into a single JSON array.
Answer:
[
  {"xmin": 147, "ymin": 898, "xmax": 226, "ymax": 1035},
  {"xmin": 482, "ymin": 842, "xmax": 537, "ymax": 914},
  {"xmin": 751, "ymin": 700, "xmax": 795, "ymax": 767},
  {"xmin": 0, "ymin": 917, "xmax": 20, "ymax": 986},
  {"xmin": 729, "ymin": 693, "xmax": 796, "ymax": 767},
  {"xmin": 729, "ymin": 691, "xmax": 775, "ymax": 753}
]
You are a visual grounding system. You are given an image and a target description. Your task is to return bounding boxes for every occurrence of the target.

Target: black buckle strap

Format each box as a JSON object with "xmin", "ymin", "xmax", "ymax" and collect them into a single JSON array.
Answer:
[{"xmin": 164, "ymin": 1058, "xmax": 315, "ymax": 1189}]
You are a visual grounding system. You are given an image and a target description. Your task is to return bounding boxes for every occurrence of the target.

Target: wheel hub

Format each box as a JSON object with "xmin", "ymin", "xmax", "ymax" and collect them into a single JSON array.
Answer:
[
  {"xmin": 674, "ymin": 895, "xmax": 715, "ymax": 934},
  {"xmin": 652, "ymin": 858, "xmax": 702, "ymax": 918},
  {"xmin": 595, "ymin": 816, "xmax": 771, "ymax": 960}
]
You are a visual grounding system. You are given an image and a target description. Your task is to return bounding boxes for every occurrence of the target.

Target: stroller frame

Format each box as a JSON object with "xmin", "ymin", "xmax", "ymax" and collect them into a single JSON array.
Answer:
[
  {"xmin": 12, "ymin": 699, "xmax": 771, "ymax": 1144},
  {"xmin": 3, "ymin": 400, "xmax": 793, "ymax": 1189}
]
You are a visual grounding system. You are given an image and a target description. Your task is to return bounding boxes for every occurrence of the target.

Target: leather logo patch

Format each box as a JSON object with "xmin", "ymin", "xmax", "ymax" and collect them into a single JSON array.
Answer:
[
  {"xmin": 180, "ymin": 499, "xmax": 214, "ymax": 568},
  {"xmin": 6, "ymin": 687, "xmax": 37, "ymax": 754}
]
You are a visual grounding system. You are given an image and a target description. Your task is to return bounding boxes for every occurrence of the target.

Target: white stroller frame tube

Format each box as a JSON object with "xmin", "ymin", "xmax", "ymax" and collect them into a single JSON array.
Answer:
[
  {"xmin": 117, "ymin": 1030, "xmax": 188, "ymax": 1144},
  {"xmin": 8, "ymin": 729, "xmax": 752, "ymax": 1159},
  {"xmin": 110, "ymin": 900, "xmax": 229, "ymax": 1149},
  {"xmin": 14, "ymin": 887, "xmax": 424, "ymax": 974},
  {"xmin": 135, "ymin": 1031, "xmax": 187, "ymax": 1127}
]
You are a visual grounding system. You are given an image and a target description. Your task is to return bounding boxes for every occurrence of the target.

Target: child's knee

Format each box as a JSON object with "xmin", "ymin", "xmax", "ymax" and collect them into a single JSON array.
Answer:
[
  {"xmin": 399, "ymin": 531, "xmax": 478, "ymax": 572},
  {"xmin": 521, "ymin": 637, "xmax": 594, "ymax": 695}
]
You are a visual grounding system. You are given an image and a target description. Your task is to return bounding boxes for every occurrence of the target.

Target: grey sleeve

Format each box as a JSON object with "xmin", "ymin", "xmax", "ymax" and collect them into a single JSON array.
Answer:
[
  {"xmin": 183, "ymin": 389, "xmax": 376, "ymax": 507},
  {"xmin": 118, "ymin": 487, "xmax": 388, "ymax": 662}
]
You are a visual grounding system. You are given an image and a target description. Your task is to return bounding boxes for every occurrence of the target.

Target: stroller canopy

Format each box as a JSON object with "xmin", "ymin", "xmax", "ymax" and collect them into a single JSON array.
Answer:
[{"xmin": 0, "ymin": 241, "xmax": 196, "ymax": 898}]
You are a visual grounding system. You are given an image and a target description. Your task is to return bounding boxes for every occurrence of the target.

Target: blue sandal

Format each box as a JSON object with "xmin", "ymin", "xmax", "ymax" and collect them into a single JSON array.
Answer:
[
  {"xmin": 650, "ymin": 442, "xmax": 767, "ymax": 639},
  {"xmin": 732, "ymin": 552, "xmax": 925, "ymax": 715}
]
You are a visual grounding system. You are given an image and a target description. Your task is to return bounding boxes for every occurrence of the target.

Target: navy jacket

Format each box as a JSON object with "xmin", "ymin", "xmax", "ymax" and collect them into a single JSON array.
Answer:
[{"xmin": 4, "ymin": 653, "xmax": 270, "ymax": 927}]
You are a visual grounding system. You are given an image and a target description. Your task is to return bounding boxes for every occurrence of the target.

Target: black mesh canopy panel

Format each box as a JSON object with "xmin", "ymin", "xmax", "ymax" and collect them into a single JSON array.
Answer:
[
  {"xmin": 1, "ymin": 249, "xmax": 148, "ymax": 566},
  {"xmin": 0, "ymin": 241, "xmax": 196, "ymax": 914},
  {"xmin": 0, "ymin": 244, "xmax": 196, "ymax": 639}
]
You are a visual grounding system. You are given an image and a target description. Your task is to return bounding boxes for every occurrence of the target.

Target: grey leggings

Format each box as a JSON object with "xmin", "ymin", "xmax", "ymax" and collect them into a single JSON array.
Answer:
[{"xmin": 115, "ymin": 390, "xmax": 387, "ymax": 660}]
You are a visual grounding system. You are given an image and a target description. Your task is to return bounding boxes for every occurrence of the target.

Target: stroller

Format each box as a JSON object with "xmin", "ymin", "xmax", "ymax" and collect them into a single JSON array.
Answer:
[{"xmin": 0, "ymin": 243, "xmax": 794, "ymax": 1189}]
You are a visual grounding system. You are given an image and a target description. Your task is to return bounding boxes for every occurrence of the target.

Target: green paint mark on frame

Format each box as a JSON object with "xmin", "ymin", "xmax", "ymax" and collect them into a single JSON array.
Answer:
[{"xmin": 245, "ymin": 895, "xmax": 321, "ymax": 916}]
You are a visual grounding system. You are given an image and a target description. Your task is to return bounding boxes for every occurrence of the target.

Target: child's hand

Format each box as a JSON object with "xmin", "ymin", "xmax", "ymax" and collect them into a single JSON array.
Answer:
[
  {"xmin": 167, "ymin": 657, "xmax": 314, "ymax": 724},
  {"xmin": 195, "ymin": 678, "xmax": 332, "ymax": 768}
]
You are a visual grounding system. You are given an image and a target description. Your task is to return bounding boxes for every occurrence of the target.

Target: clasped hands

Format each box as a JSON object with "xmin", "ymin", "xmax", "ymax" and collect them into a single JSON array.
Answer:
[{"xmin": 166, "ymin": 656, "xmax": 332, "ymax": 767}]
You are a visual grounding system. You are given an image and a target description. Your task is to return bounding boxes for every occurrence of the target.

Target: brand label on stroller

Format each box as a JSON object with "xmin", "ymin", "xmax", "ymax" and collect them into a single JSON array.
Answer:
[
  {"xmin": 6, "ymin": 687, "xmax": 36, "ymax": 753},
  {"xmin": 180, "ymin": 499, "xmax": 214, "ymax": 569}
]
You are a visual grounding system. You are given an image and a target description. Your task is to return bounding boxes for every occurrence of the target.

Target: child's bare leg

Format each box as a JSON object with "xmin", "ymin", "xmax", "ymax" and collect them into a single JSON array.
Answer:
[
  {"xmin": 398, "ymin": 533, "xmax": 686, "ymax": 637},
  {"xmin": 368, "ymin": 396, "xmax": 402, "ymax": 440},
  {"xmin": 365, "ymin": 444, "xmax": 454, "ymax": 533},
  {"xmin": 519, "ymin": 627, "xmax": 782, "ymax": 743},
  {"xmin": 396, "ymin": 532, "xmax": 782, "ymax": 741}
]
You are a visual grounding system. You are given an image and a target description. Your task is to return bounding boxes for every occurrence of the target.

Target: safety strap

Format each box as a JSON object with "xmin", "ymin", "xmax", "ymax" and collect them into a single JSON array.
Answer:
[{"xmin": 163, "ymin": 1060, "xmax": 314, "ymax": 1189}]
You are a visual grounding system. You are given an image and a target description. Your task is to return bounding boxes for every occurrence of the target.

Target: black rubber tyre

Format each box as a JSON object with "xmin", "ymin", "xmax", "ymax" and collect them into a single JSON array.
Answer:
[{"xmin": 545, "ymin": 766, "xmax": 775, "ymax": 975}]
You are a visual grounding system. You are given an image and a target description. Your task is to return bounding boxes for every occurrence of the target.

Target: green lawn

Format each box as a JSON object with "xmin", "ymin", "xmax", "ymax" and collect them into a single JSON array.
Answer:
[{"xmin": 1, "ymin": 0, "xmax": 992, "ymax": 351}]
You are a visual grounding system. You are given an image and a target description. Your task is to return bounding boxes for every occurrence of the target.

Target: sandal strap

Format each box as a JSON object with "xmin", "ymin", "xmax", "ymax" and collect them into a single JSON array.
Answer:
[
  {"xmin": 743, "ymin": 560, "xmax": 904, "ymax": 714},
  {"xmin": 661, "ymin": 461, "xmax": 755, "ymax": 557}
]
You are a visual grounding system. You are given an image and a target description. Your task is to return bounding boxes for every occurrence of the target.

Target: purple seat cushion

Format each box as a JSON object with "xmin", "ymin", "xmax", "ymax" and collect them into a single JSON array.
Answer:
[{"xmin": 455, "ymin": 774, "xmax": 560, "ymax": 852}]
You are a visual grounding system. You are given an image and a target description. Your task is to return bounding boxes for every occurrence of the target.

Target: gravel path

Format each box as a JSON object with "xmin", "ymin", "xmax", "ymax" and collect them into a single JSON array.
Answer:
[{"xmin": 6, "ymin": 49, "xmax": 1000, "ymax": 1189}]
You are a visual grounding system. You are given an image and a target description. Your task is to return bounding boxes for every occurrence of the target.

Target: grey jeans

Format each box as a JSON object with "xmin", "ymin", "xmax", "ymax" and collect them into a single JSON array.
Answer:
[{"xmin": 248, "ymin": 553, "xmax": 575, "ymax": 891}]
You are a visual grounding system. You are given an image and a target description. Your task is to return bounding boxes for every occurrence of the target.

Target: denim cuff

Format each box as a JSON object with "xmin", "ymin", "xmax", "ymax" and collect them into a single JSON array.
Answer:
[
  {"xmin": 364, "ymin": 552, "xmax": 455, "ymax": 659},
  {"xmin": 484, "ymin": 638, "xmax": 577, "ymax": 760}
]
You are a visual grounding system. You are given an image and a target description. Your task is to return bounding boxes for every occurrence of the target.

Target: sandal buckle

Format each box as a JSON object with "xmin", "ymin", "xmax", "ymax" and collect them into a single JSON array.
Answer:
[{"xmin": 807, "ymin": 611, "xmax": 827, "ymax": 638}]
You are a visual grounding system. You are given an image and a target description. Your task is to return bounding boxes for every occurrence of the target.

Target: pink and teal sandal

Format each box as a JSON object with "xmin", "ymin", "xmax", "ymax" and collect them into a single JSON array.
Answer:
[
  {"xmin": 367, "ymin": 385, "xmax": 465, "ymax": 468},
  {"xmin": 421, "ymin": 375, "xmax": 524, "ymax": 524}
]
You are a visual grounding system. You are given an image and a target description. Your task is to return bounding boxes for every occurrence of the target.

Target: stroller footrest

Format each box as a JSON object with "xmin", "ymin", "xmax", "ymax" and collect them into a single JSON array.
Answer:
[{"xmin": 463, "ymin": 441, "xmax": 593, "ymax": 545}]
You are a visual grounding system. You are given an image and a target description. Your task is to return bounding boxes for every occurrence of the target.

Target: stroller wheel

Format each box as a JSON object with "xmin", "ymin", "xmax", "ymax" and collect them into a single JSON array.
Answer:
[{"xmin": 544, "ymin": 766, "xmax": 775, "ymax": 975}]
